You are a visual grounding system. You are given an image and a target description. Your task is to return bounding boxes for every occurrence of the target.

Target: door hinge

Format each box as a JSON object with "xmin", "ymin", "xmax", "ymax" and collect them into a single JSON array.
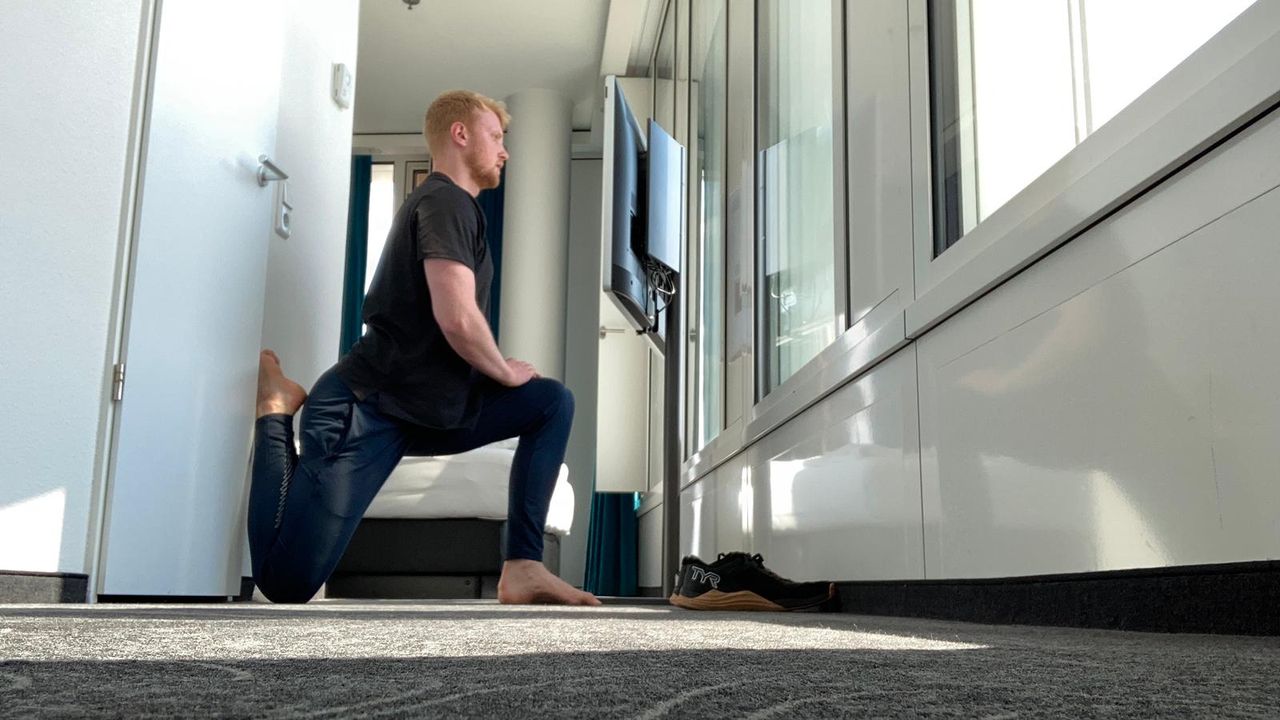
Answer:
[{"xmin": 112, "ymin": 363, "xmax": 126, "ymax": 402}]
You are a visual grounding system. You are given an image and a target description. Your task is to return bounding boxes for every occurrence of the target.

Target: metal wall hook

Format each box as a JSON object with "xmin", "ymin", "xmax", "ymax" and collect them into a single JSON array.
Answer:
[{"xmin": 257, "ymin": 155, "xmax": 289, "ymax": 186}]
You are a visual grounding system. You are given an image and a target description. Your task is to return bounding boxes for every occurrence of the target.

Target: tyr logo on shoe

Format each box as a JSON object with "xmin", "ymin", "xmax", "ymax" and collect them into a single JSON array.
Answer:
[{"xmin": 689, "ymin": 567, "xmax": 721, "ymax": 589}]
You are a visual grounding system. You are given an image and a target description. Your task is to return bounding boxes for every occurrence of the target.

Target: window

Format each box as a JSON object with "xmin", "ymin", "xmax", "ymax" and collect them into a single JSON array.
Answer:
[
  {"xmin": 366, "ymin": 163, "xmax": 395, "ymax": 293},
  {"xmin": 691, "ymin": 0, "xmax": 727, "ymax": 447},
  {"xmin": 757, "ymin": 0, "xmax": 844, "ymax": 396},
  {"xmin": 930, "ymin": 0, "xmax": 1257, "ymax": 256}
]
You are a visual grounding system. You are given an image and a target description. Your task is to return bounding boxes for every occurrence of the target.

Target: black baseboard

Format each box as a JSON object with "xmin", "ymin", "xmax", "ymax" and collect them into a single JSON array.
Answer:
[
  {"xmin": 98, "ymin": 578, "xmax": 257, "ymax": 604},
  {"xmin": 0, "ymin": 570, "xmax": 89, "ymax": 603},
  {"xmin": 326, "ymin": 573, "xmax": 496, "ymax": 600},
  {"xmin": 837, "ymin": 560, "xmax": 1280, "ymax": 635}
]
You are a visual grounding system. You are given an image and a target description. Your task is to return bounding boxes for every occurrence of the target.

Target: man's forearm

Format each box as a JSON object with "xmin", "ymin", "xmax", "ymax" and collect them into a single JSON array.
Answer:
[{"xmin": 441, "ymin": 309, "xmax": 511, "ymax": 384}]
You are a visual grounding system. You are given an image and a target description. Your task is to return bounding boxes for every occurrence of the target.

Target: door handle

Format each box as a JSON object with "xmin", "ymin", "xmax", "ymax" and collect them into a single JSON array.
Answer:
[{"xmin": 257, "ymin": 155, "xmax": 289, "ymax": 186}]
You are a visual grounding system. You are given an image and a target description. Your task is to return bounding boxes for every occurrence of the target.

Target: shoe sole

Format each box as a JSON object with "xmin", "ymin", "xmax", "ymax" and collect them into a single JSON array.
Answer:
[{"xmin": 668, "ymin": 584, "xmax": 834, "ymax": 612}]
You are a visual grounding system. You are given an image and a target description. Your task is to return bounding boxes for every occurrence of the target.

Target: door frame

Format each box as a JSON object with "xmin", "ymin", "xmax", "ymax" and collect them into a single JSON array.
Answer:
[{"xmin": 86, "ymin": 0, "xmax": 161, "ymax": 603}]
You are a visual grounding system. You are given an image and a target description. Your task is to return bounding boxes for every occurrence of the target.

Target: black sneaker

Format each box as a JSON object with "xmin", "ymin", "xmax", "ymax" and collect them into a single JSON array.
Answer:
[{"xmin": 669, "ymin": 552, "xmax": 838, "ymax": 612}]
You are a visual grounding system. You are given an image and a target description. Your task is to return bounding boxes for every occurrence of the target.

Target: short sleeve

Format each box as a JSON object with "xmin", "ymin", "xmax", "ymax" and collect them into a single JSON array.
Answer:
[{"xmin": 414, "ymin": 189, "xmax": 479, "ymax": 270}]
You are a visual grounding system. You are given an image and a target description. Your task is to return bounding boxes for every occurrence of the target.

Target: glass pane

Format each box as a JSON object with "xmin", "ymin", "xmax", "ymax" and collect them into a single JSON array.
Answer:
[
  {"xmin": 757, "ymin": 0, "xmax": 841, "ymax": 395},
  {"xmin": 930, "ymin": 0, "xmax": 1256, "ymax": 255},
  {"xmin": 366, "ymin": 163, "xmax": 396, "ymax": 293},
  {"xmin": 692, "ymin": 0, "xmax": 727, "ymax": 448}
]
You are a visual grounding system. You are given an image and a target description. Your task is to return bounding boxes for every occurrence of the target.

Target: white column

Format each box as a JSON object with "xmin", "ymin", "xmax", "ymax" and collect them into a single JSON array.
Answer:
[{"xmin": 498, "ymin": 89, "xmax": 572, "ymax": 379}]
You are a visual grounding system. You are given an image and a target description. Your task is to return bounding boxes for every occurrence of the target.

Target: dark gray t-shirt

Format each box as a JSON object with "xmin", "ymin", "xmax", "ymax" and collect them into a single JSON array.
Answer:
[{"xmin": 336, "ymin": 172, "xmax": 494, "ymax": 429}]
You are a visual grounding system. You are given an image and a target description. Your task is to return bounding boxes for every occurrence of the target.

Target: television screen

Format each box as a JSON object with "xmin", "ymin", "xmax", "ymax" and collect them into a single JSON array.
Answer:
[
  {"xmin": 601, "ymin": 76, "xmax": 651, "ymax": 335},
  {"xmin": 600, "ymin": 77, "xmax": 687, "ymax": 348}
]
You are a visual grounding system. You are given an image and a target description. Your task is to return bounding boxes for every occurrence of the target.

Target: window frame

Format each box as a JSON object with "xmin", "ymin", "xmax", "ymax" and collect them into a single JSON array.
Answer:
[
  {"xmin": 908, "ymin": 0, "xmax": 1280, "ymax": 337},
  {"xmin": 752, "ymin": 0, "xmax": 850, "ymax": 403},
  {"xmin": 685, "ymin": 0, "xmax": 732, "ymax": 458}
]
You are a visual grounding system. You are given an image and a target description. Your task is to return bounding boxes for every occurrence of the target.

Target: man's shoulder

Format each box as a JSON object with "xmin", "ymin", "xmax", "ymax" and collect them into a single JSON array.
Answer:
[
  {"xmin": 414, "ymin": 174, "xmax": 483, "ymax": 229},
  {"xmin": 424, "ymin": 173, "xmax": 473, "ymax": 202},
  {"xmin": 411, "ymin": 175, "xmax": 479, "ymax": 218}
]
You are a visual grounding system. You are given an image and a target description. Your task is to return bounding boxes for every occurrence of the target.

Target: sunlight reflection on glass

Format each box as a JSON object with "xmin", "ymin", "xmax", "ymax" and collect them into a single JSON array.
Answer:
[{"xmin": 690, "ymin": 495, "xmax": 704, "ymax": 556}]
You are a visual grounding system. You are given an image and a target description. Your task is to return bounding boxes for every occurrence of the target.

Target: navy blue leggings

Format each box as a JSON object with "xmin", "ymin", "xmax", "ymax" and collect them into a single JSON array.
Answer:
[{"xmin": 247, "ymin": 367, "xmax": 574, "ymax": 603}]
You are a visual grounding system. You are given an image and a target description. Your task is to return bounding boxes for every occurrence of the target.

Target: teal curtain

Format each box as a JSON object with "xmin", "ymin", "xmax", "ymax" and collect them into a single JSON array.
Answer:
[
  {"xmin": 340, "ymin": 155, "xmax": 373, "ymax": 355},
  {"xmin": 584, "ymin": 491, "xmax": 639, "ymax": 596}
]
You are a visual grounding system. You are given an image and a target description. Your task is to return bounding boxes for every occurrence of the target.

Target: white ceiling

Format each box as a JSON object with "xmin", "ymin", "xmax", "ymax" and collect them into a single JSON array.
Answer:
[{"xmin": 354, "ymin": 0, "xmax": 629, "ymax": 135}]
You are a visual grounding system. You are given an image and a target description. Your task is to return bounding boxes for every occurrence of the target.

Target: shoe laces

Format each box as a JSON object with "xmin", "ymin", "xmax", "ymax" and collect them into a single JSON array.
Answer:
[
  {"xmin": 748, "ymin": 554, "xmax": 788, "ymax": 581},
  {"xmin": 718, "ymin": 552, "xmax": 787, "ymax": 581}
]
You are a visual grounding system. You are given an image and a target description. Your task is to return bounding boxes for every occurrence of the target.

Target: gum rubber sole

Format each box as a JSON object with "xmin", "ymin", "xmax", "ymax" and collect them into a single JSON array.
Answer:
[
  {"xmin": 669, "ymin": 590, "xmax": 785, "ymax": 611},
  {"xmin": 668, "ymin": 583, "xmax": 837, "ymax": 612}
]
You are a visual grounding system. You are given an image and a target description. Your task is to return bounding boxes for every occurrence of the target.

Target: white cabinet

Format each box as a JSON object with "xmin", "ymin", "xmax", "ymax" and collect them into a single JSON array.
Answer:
[{"xmin": 594, "ymin": 295, "xmax": 653, "ymax": 492}]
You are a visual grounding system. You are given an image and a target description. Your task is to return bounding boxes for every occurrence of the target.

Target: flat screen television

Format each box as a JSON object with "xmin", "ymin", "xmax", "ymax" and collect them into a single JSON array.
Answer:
[{"xmin": 600, "ymin": 75, "xmax": 685, "ymax": 348}]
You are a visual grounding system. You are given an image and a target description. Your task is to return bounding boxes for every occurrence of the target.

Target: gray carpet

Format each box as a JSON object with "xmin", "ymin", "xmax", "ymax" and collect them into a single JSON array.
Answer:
[{"xmin": 1, "ymin": 601, "xmax": 1278, "ymax": 718}]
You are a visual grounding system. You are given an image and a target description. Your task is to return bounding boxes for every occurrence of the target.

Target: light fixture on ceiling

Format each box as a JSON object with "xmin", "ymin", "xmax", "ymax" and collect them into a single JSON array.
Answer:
[{"xmin": 403, "ymin": 0, "xmax": 421, "ymax": 9}]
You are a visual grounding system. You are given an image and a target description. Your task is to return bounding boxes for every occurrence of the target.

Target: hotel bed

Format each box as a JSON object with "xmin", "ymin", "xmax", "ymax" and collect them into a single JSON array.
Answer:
[{"xmin": 327, "ymin": 438, "xmax": 575, "ymax": 599}]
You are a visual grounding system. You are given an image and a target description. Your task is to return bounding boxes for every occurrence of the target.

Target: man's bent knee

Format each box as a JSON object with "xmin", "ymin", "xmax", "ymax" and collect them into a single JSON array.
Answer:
[
  {"xmin": 527, "ymin": 377, "xmax": 574, "ymax": 417},
  {"xmin": 553, "ymin": 380, "xmax": 574, "ymax": 417},
  {"xmin": 254, "ymin": 562, "xmax": 326, "ymax": 604}
]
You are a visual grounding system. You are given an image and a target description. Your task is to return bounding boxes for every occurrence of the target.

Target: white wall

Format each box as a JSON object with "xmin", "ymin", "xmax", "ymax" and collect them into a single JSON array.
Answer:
[
  {"xmin": 236, "ymin": 0, "xmax": 359, "ymax": 581},
  {"xmin": 259, "ymin": 0, "xmax": 361, "ymax": 391},
  {"xmin": 0, "ymin": 1, "xmax": 147, "ymax": 575}
]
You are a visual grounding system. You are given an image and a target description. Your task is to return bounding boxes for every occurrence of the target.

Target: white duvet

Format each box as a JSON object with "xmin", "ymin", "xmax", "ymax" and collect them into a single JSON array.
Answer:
[{"xmin": 363, "ymin": 438, "xmax": 575, "ymax": 536}]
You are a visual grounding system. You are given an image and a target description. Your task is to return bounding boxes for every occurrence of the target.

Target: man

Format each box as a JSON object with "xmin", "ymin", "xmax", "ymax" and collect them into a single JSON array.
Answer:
[{"xmin": 249, "ymin": 90, "xmax": 599, "ymax": 606}]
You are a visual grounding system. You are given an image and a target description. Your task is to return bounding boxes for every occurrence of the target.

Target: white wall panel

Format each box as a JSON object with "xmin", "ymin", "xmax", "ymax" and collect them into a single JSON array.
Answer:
[
  {"xmin": 714, "ymin": 452, "xmax": 753, "ymax": 556},
  {"xmin": 681, "ymin": 348, "xmax": 924, "ymax": 582},
  {"xmin": 680, "ymin": 469, "xmax": 719, "ymax": 561},
  {"xmin": 919, "ymin": 111, "xmax": 1280, "ymax": 578},
  {"xmin": 638, "ymin": 508, "xmax": 664, "ymax": 590},
  {"xmin": 751, "ymin": 348, "xmax": 923, "ymax": 581}
]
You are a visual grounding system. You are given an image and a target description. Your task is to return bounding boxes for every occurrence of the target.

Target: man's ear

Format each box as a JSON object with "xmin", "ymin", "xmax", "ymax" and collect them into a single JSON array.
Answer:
[{"xmin": 450, "ymin": 120, "xmax": 468, "ymax": 147}]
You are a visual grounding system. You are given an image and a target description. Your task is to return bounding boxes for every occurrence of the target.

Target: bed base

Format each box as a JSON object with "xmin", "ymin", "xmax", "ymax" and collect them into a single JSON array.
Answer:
[{"xmin": 327, "ymin": 518, "xmax": 561, "ymax": 599}]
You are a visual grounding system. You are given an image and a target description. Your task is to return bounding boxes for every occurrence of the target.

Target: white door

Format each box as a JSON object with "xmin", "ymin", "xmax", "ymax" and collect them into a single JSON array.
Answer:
[{"xmin": 101, "ymin": 1, "xmax": 285, "ymax": 596}]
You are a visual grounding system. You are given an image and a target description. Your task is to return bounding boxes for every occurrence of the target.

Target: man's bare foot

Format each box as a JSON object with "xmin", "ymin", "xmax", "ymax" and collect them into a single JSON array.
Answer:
[
  {"xmin": 497, "ymin": 559, "xmax": 602, "ymax": 606},
  {"xmin": 256, "ymin": 350, "xmax": 307, "ymax": 418}
]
